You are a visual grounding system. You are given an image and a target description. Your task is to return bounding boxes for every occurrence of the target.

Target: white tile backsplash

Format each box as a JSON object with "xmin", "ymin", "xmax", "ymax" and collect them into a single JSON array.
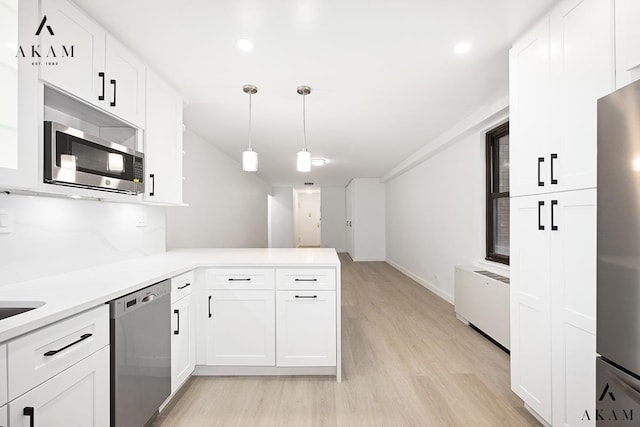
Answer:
[{"xmin": 0, "ymin": 193, "xmax": 165, "ymax": 286}]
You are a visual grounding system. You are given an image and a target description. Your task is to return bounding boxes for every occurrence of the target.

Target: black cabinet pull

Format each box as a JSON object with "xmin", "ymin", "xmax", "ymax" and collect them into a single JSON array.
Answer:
[
  {"xmin": 174, "ymin": 309, "xmax": 180, "ymax": 335},
  {"xmin": 208, "ymin": 296, "xmax": 212, "ymax": 318},
  {"xmin": 44, "ymin": 333, "xmax": 92, "ymax": 356},
  {"xmin": 538, "ymin": 157, "xmax": 545, "ymax": 186},
  {"xmin": 295, "ymin": 295, "xmax": 318, "ymax": 299},
  {"xmin": 149, "ymin": 174, "xmax": 155, "ymax": 197},
  {"xmin": 550, "ymin": 153, "xmax": 558, "ymax": 185},
  {"xmin": 294, "ymin": 278, "xmax": 318, "ymax": 282},
  {"xmin": 551, "ymin": 200, "xmax": 558, "ymax": 231},
  {"xmin": 178, "ymin": 282, "xmax": 191, "ymax": 290},
  {"xmin": 98, "ymin": 72, "xmax": 105, "ymax": 101},
  {"xmin": 110, "ymin": 79, "xmax": 117, "ymax": 107},
  {"xmin": 23, "ymin": 407, "xmax": 35, "ymax": 427},
  {"xmin": 538, "ymin": 201, "xmax": 545, "ymax": 231},
  {"xmin": 228, "ymin": 278, "xmax": 251, "ymax": 281}
]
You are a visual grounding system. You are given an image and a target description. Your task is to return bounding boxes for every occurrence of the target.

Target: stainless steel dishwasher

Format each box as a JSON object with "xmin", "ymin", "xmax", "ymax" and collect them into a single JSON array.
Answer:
[{"xmin": 110, "ymin": 279, "xmax": 171, "ymax": 427}]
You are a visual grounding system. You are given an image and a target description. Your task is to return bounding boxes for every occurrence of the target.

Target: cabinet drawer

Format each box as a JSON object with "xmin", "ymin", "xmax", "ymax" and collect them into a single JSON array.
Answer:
[
  {"xmin": 171, "ymin": 270, "xmax": 194, "ymax": 302},
  {"xmin": 276, "ymin": 268, "xmax": 336, "ymax": 290},
  {"xmin": 8, "ymin": 305, "xmax": 109, "ymax": 400},
  {"xmin": 206, "ymin": 269, "xmax": 275, "ymax": 290}
]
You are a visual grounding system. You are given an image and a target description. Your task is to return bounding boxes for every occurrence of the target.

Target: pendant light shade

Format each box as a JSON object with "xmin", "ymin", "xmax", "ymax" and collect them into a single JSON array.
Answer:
[
  {"xmin": 242, "ymin": 149, "xmax": 258, "ymax": 172},
  {"xmin": 242, "ymin": 84, "xmax": 258, "ymax": 172},
  {"xmin": 297, "ymin": 85, "xmax": 312, "ymax": 172},
  {"xmin": 297, "ymin": 150, "xmax": 311, "ymax": 172}
]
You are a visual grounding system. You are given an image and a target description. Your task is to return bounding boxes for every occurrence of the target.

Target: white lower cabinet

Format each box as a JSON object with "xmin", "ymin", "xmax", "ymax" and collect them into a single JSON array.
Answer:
[
  {"xmin": 171, "ymin": 293, "xmax": 195, "ymax": 392},
  {"xmin": 205, "ymin": 290, "xmax": 275, "ymax": 366},
  {"xmin": 0, "ymin": 405, "xmax": 6, "ymax": 427},
  {"xmin": 511, "ymin": 189, "xmax": 596, "ymax": 425},
  {"xmin": 9, "ymin": 346, "xmax": 109, "ymax": 427},
  {"xmin": 276, "ymin": 291, "xmax": 336, "ymax": 367}
]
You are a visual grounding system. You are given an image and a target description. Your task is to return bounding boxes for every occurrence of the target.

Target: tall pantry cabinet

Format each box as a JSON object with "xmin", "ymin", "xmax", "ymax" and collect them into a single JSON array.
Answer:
[{"xmin": 509, "ymin": 0, "xmax": 613, "ymax": 425}]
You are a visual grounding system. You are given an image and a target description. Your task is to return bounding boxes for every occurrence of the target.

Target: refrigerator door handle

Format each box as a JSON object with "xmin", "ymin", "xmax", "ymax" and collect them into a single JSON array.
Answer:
[{"xmin": 610, "ymin": 373, "xmax": 640, "ymax": 405}]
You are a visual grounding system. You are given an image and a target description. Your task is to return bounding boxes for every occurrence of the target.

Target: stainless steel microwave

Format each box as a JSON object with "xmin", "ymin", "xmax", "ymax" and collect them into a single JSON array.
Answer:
[{"xmin": 44, "ymin": 121, "xmax": 144, "ymax": 194}]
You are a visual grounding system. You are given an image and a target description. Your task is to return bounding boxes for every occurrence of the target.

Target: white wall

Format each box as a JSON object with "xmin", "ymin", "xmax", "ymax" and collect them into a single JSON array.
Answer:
[
  {"xmin": 268, "ymin": 187, "xmax": 293, "ymax": 248},
  {"xmin": 385, "ymin": 103, "xmax": 509, "ymax": 303},
  {"xmin": 166, "ymin": 130, "xmax": 270, "ymax": 248},
  {"xmin": 0, "ymin": 193, "xmax": 165, "ymax": 286},
  {"xmin": 320, "ymin": 186, "xmax": 346, "ymax": 252},
  {"xmin": 348, "ymin": 179, "xmax": 386, "ymax": 261}
]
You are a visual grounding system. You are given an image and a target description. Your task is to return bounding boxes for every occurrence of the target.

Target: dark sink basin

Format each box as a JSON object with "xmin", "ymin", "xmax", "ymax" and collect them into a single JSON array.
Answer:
[{"xmin": 0, "ymin": 301, "xmax": 45, "ymax": 320}]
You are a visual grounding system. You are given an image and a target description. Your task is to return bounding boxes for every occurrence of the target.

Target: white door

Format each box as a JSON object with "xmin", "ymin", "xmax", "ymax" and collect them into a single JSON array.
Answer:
[
  {"xmin": 9, "ymin": 346, "xmax": 109, "ymax": 427},
  {"xmin": 144, "ymin": 69, "xmax": 183, "ymax": 204},
  {"xmin": 39, "ymin": 0, "xmax": 106, "ymax": 108},
  {"xmin": 510, "ymin": 195, "xmax": 552, "ymax": 423},
  {"xmin": 551, "ymin": 0, "xmax": 613, "ymax": 193},
  {"xmin": 509, "ymin": 17, "xmax": 551, "ymax": 197},
  {"xmin": 171, "ymin": 295, "xmax": 195, "ymax": 393},
  {"xmin": 345, "ymin": 183, "xmax": 354, "ymax": 258},
  {"xmin": 297, "ymin": 192, "xmax": 321, "ymax": 247},
  {"xmin": 276, "ymin": 291, "xmax": 336, "ymax": 367},
  {"xmin": 105, "ymin": 34, "xmax": 146, "ymax": 127},
  {"xmin": 205, "ymin": 290, "xmax": 275, "ymax": 366},
  {"xmin": 550, "ymin": 189, "xmax": 597, "ymax": 427}
]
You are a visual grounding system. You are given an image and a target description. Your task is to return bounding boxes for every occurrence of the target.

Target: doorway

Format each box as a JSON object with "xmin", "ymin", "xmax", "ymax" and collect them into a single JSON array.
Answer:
[{"xmin": 293, "ymin": 189, "xmax": 321, "ymax": 247}]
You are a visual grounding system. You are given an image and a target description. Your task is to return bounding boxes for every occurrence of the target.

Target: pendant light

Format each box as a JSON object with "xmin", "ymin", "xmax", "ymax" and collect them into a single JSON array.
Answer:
[
  {"xmin": 242, "ymin": 84, "xmax": 258, "ymax": 172},
  {"xmin": 297, "ymin": 85, "xmax": 312, "ymax": 172}
]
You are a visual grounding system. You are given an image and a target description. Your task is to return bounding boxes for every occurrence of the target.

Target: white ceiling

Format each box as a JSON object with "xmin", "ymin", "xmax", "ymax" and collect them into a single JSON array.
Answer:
[{"xmin": 75, "ymin": 0, "xmax": 558, "ymax": 188}]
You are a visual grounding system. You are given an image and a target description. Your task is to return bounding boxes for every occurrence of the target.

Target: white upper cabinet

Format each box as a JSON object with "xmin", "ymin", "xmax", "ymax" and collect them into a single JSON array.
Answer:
[
  {"xmin": 39, "ymin": 0, "xmax": 145, "ymax": 127},
  {"xmin": 39, "ymin": 0, "xmax": 106, "ymax": 109},
  {"xmin": 615, "ymin": 0, "xmax": 640, "ymax": 88},
  {"xmin": 144, "ymin": 69, "xmax": 183, "ymax": 204},
  {"xmin": 509, "ymin": 17, "xmax": 551, "ymax": 197},
  {"xmin": 105, "ymin": 34, "xmax": 145, "ymax": 128},
  {"xmin": 551, "ymin": 0, "xmax": 614, "ymax": 192}
]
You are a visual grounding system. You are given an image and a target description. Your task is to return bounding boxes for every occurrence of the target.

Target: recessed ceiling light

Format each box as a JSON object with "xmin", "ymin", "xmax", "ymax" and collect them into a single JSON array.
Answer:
[
  {"xmin": 311, "ymin": 158, "xmax": 326, "ymax": 166},
  {"xmin": 454, "ymin": 42, "xmax": 472, "ymax": 55},
  {"xmin": 237, "ymin": 39, "xmax": 254, "ymax": 52}
]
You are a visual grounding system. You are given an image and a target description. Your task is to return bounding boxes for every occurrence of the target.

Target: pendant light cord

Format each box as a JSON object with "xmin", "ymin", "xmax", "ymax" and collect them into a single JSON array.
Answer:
[
  {"xmin": 248, "ymin": 92, "xmax": 253, "ymax": 151},
  {"xmin": 302, "ymin": 92, "xmax": 307, "ymax": 152}
]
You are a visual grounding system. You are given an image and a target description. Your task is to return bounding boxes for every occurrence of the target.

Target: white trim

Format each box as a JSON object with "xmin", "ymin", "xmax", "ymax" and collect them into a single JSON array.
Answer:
[
  {"xmin": 193, "ymin": 365, "xmax": 337, "ymax": 377},
  {"xmin": 381, "ymin": 96, "xmax": 509, "ymax": 182},
  {"xmin": 352, "ymin": 257, "xmax": 386, "ymax": 262},
  {"xmin": 385, "ymin": 258, "xmax": 454, "ymax": 304},
  {"xmin": 524, "ymin": 403, "xmax": 552, "ymax": 427}
]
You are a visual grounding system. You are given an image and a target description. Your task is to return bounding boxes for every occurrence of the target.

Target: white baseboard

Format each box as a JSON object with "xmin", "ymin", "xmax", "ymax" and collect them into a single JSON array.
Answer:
[
  {"xmin": 352, "ymin": 256, "xmax": 386, "ymax": 262},
  {"xmin": 385, "ymin": 258, "xmax": 455, "ymax": 304},
  {"xmin": 193, "ymin": 365, "xmax": 337, "ymax": 377},
  {"xmin": 524, "ymin": 403, "xmax": 551, "ymax": 427}
]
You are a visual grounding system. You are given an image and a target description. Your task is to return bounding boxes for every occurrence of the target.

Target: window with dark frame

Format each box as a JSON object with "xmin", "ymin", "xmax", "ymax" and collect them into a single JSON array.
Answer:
[{"xmin": 486, "ymin": 122, "xmax": 510, "ymax": 265}]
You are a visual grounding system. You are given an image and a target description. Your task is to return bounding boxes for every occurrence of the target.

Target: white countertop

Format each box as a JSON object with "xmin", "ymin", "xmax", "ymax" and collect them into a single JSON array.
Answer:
[{"xmin": 0, "ymin": 248, "xmax": 340, "ymax": 343}]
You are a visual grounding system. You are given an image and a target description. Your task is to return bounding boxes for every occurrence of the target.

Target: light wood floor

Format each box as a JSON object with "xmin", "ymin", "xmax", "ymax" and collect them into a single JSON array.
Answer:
[{"xmin": 155, "ymin": 255, "xmax": 539, "ymax": 427}]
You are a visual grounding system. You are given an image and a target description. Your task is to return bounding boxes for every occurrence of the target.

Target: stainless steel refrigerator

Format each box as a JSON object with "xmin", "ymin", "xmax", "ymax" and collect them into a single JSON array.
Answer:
[{"xmin": 597, "ymin": 79, "xmax": 640, "ymax": 426}]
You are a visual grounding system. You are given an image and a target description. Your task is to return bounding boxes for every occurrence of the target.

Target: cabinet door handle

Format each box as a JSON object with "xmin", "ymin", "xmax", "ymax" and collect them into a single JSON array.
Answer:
[
  {"xmin": 550, "ymin": 153, "xmax": 558, "ymax": 185},
  {"xmin": 294, "ymin": 278, "xmax": 318, "ymax": 282},
  {"xmin": 44, "ymin": 333, "xmax": 92, "ymax": 356},
  {"xmin": 551, "ymin": 200, "xmax": 558, "ymax": 231},
  {"xmin": 23, "ymin": 407, "xmax": 35, "ymax": 427},
  {"xmin": 538, "ymin": 157, "xmax": 545, "ymax": 186},
  {"xmin": 149, "ymin": 174, "xmax": 155, "ymax": 197},
  {"xmin": 208, "ymin": 295, "xmax": 212, "ymax": 318},
  {"xmin": 178, "ymin": 282, "xmax": 191, "ymax": 290},
  {"xmin": 174, "ymin": 309, "xmax": 180, "ymax": 335},
  {"xmin": 110, "ymin": 79, "xmax": 117, "ymax": 107},
  {"xmin": 538, "ymin": 201, "xmax": 545, "ymax": 231},
  {"xmin": 295, "ymin": 295, "xmax": 318, "ymax": 299},
  {"xmin": 98, "ymin": 72, "xmax": 105, "ymax": 101},
  {"xmin": 228, "ymin": 278, "xmax": 251, "ymax": 281}
]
